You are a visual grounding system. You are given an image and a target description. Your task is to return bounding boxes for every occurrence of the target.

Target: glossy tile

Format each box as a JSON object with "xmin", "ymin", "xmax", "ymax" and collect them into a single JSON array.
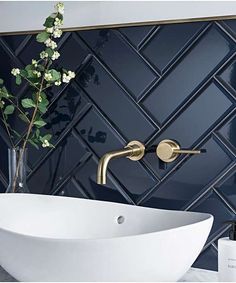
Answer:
[
  {"xmin": 77, "ymin": 57, "xmax": 157, "ymax": 141},
  {"xmin": 145, "ymin": 82, "xmax": 234, "ymax": 177},
  {"xmin": 141, "ymin": 22, "xmax": 206, "ymax": 71},
  {"xmin": 141, "ymin": 137, "xmax": 234, "ymax": 210},
  {"xmin": 193, "ymin": 245, "xmax": 218, "ymax": 271},
  {"xmin": 119, "ymin": 25, "xmax": 155, "ymax": 49},
  {"xmin": 76, "ymin": 107, "xmax": 158, "ymax": 201},
  {"xmin": 218, "ymin": 115, "xmax": 236, "ymax": 150},
  {"xmin": 79, "ymin": 29, "xmax": 157, "ymax": 99},
  {"xmin": 142, "ymin": 25, "xmax": 235, "ymax": 124}
]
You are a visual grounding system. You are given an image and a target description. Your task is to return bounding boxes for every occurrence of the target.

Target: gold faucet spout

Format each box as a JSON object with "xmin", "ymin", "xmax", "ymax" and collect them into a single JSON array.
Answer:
[{"xmin": 96, "ymin": 141, "xmax": 145, "ymax": 185}]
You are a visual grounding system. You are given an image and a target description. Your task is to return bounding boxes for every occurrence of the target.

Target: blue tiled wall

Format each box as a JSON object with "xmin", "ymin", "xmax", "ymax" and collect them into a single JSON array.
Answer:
[{"xmin": 1, "ymin": 19, "xmax": 236, "ymax": 271}]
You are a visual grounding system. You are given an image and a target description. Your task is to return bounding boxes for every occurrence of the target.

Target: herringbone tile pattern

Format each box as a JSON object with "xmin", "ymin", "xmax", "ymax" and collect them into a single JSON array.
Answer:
[{"xmin": 1, "ymin": 20, "xmax": 236, "ymax": 270}]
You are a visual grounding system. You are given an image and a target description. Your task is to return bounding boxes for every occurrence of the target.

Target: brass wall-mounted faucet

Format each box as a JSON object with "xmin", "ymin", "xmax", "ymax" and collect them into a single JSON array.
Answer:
[
  {"xmin": 96, "ymin": 139, "xmax": 205, "ymax": 185},
  {"xmin": 97, "ymin": 141, "xmax": 145, "ymax": 185}
]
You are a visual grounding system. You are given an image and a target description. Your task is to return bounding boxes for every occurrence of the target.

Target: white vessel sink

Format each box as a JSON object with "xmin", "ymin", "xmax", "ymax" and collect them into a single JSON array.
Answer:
[{"xmin": 0, "ymin": 194, "xmax": 213, "ymax": 282}]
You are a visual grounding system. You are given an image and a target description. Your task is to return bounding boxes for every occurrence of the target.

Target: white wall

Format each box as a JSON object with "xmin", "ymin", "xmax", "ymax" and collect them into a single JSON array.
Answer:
[{"xmin": 0, "ymin": 1, "xmax": 236, "ymax": 34}]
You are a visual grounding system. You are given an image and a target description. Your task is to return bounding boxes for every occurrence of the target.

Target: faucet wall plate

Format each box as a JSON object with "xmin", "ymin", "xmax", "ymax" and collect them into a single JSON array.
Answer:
[
  {"xmin": 156, "ymin": 139, "xmax": 201, "ymax": 163},
  {"xmin": 126, "ymin": 140, "xmax": 145, "ymax": 161}
]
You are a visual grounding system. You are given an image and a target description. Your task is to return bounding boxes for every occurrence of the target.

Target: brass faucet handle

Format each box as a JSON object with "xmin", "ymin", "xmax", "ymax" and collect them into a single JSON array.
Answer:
[
  {"xmin": 125, "ymin": 141, "xmax": 145, "ymax": 161},
  {"xmin": 156, "ymin": 139, "xmax": 203, "ymax": 163}
]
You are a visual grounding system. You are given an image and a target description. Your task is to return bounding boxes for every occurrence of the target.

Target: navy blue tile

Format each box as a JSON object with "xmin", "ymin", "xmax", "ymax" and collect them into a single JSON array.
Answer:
[
  {"xmin": 28, "ymin": 83, "xmax": 89, "ymax": 167},
  {"xmin": 2, "ymin": 34, "xmax": 29, "ymax": 53},
  {"xmin": 190, "ymin": 190, "xmax": 235, "ymax": 242},
  {"xmin": 218, "ymin": 115, "xmax": 236, "ymax": 150},
  {"xmin": 56, "ymin": 178, "xmax": 89, "ymax": 199},
  {"xmin": 223, "ymin": 20, "xmax": 236, "ymax": 38},
  {"xmin": 142, "ymin": 26, "xmax": 235, "ymax": 124},
  {"xmin": 145, "ymin": 82, "xmax": 234, "ymax": 177},
  {"xmin": 193, "ymin": 245, "xmax": 218, "ymax": 271},
  {"xmin": 215, "ymin": 172, "xmax": 236, "ymax": 210},
  {"xmin": 28, "ymin": 131, "xmax": 88, "ymax": 194},
  {"xmin": 76, "ymin": 107, "xmax": 158, "ymax": 201},
  {"xmin": 77, "ymin": 57, "xmax": 157, "ymax": 141},
  {"xmin": 142, "ymin": 137, "xmax": 233, "ymax": 210},
  {"xmin": 219, "ymin": 58, "xmax": 236, "ymax": 92},
  {"xmin": 0, "ymin": 134, "xmax": 10, "ymax": 180},
  {"xmin": 74, "ymin": 156, "xmax": 130, "ymax": 204},
  {"xmin": 54, "ymin": 33, "xmax": 90, "ymax": 71},
  {"xmin": 141, "ymin": 22, "xmax": 206, "ymax": 71},
  {"xmin": 79, "ymin": 29, "xmax": 157, "ymax": 99},
  {"xmin": 119, "ymin": 25, "xmax": 155, "ymax": 48}
]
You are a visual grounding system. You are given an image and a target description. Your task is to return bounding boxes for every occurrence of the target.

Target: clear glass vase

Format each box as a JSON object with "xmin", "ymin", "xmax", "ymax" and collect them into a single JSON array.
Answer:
[{"xmin": 6, "ymin": 148, "xmax": 30, "ymax": 193}]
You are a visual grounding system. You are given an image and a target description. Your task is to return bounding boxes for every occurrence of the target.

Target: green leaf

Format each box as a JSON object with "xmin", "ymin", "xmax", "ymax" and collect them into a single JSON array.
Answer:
[
  {"xmin": 36, "ymin": 31, "xmax": 50, "ymax": 43},
  {"xmin": 0, "ymin": 78, "xmax": 4, "ymax": 85},
  {"xmin": 33, "ymin": 120, "xmax": 47, "ymax": 128},
  {"xmin": 15, "ymin": 75, "xmax": 22, "ymax": 85},
  {"xmin": 38, "ymin": 104, "xmax": 47, "ymax": 114},
  {"xmin": 4, "ymin": 105, "xmax": 15, "ymax": 115},
  {"xmin": 45, "ymin": 48, "xmax": 54, "ymax": 57},
  {"xmin": 48, "ymin": 69, "xmax": 61, "ymax": 82},
  {"xmin": 35, "ymin": 129, "xmax": 40, "ymax": 138},
  {"xmin": 18, "ymin": 113, "xmax": 29, "ymax": 123},
  {"xmin": 43, "ymin": 15, "xmax": 55, "ymax": 28},
  {"xmin": 21, "ymin": 98, "xmax": 36, "ymax": 108},
  {"xmin": 42, "ymin": 134, "xmax": 52, "ymax": 141}
]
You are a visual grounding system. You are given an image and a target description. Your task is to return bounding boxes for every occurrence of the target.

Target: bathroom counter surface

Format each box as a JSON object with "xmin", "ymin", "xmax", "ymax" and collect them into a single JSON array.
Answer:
[
  {"xmin": 0, "ymin": 266, "xmax": 218, "ymax": 282},
  {"xmin": 180, "ymin": 267, "xmax": 218, "ymax": 282}
]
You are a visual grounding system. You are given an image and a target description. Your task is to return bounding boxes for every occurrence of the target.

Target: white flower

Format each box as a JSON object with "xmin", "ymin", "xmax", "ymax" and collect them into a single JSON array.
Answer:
[
  {"xmin": 44, "ymin": 72, "xmax": 53, "ymax": 81},
  {"xmin": 38, "ymin": 95, "xmax": 42, "ymax": 103},
  {"xmin": 42, "ymin": 139, "xmax": 50, "ymax": 148},
  {"xmin": 51, "ymin": 51, "xmax": 60, "ymax": 61},
  {"xmin": 33, "ymin": 71, "xmax": 41, "ymax": 78},
  {"xmin": 46, "ymin": 27, "xmax": 54, "ymax": 33},
  {"xmin": 53, "ymin": 28, "xmax": 62, "ymax": 38},
  {"xmin": 68, "ymin": 71, "xmax": 75, "ymax": 79},
  {"xmin": 0, "ymin": 100, "xmax": 5, "ymax": 106},
  {"xmin": 44, "ymin": 38, "xmax": 57, "ymax": 49},
  {"xmin": 62, "ymin": 71, "xmax": 76, "ymax": 83},
  {"xmin": 40, "ymin": 51, "xmax": 48, "ymax": 59},
  {"xmin": 32, "ymin": 59, "xmax": 38, "ymax": 67},
  {"xmin": 55, "ymin": 80, "xmax": 61, "ymax": 86},
  {"xmin": 62, "ymin": 73, "xmax": 70, "ymax": 83},
  {"xmin": 54, "ymin": 17, "xmax": 63, "ymax": 27},
  {"xmin": 11, "ymin": 68, "xmax": 20, "ymax": 76},
  {"xmin": 55, "ymin": 2, "xmax": 64, "ymax": 15}
]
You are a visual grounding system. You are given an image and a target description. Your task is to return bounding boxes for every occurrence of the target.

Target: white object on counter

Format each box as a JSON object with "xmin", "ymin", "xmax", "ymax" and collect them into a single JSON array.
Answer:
[
  {"xmin": 0, "ymin": 194, "xmax": 213, "ymax": 282},
  {"xmin": 219, "ymin": 237, "xmax": 236, "ymax": 282},
  {"xmin": 179, "ymin": 267, "xmax": 218, "ymax": 282}
]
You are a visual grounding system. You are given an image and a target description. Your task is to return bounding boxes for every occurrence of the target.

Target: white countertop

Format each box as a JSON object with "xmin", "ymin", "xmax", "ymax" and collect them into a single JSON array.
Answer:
[{"xmin": 180, "ymin": 268, "xmax": 218, "ymax": 282}]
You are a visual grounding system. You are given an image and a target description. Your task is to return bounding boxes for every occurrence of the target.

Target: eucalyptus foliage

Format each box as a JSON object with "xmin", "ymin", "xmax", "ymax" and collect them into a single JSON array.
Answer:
[{"xmin": 0, "ymin": 2, "xmax": 75, "ymax": 150}]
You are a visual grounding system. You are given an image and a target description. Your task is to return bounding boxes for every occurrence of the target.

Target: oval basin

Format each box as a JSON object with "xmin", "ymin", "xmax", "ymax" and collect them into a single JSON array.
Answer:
[{"xmin": 0, "ymin": 194, "xmax": 213, "ymax": 281}]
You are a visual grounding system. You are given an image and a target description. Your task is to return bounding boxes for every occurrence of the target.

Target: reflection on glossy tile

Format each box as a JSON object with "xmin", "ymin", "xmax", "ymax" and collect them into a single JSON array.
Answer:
[
  {"xmin": 142, "ymin": 137, "xmax": 233, "ymax": 210},
  {"xmin": 145, "ymin": 82, "xmax": 234, "ymax": 177},
  {"xmin": 218, "ymin": 115, "xmax": 236, "ymax": 150},
  {"xmin": 74, "ymin": 156, "xmax": 130, "ymax": 204},
  {"xmin": 76, "ymin": 107, "xmax": 158, "ymax": 201},
  {"xmin": 219, "ymin": 59, "xmax": 236, "ymax": 92},
  {"xmin": 193, "ymin": 245, "xmax": 218, "ymax": 271},
  {"xmin": 77, "ymin": 57, "xmax": 157, "ymax": 141},
  {"xmin": 119, "ymin": 25, "xmax": 155, "ymax": 49},
  {"xmin": 141, "ymin": 22, "xmax": 206, "ymax": 71},
  {"xmin": 28, "ymin": 131, "xmax": 88, "ymax": 194},
  {"xmin": 215, "ymin": 172, "xmax": 236, "ymax": 210},
  {"xmin": 79, "ymin": 29, "xmax": 157, "ymax": 99},
  {"xmin": 1, "ymin": 19, "xmax": 236, "ymax": 272},
  {"xmin": 190, "ymin": 190, "xmax": 235, "ymax": 242},
  {"xmin": 142, "ymin": 26, "xmax": 235, "ymax": 124},
  {"xmin": 57, "ymin": 178, "xmax": 89, "ymax": 199}
]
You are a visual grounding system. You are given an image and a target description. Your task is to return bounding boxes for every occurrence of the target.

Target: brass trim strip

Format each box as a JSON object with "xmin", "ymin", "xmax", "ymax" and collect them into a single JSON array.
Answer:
[{"xmin": 0, "ymin": 14, "xmax": 236, "ymax": 36}]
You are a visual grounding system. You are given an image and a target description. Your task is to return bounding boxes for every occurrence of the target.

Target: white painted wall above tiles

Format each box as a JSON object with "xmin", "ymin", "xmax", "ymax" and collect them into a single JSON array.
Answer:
[{"xmin": 0, "ymin": 1, "xmax": 236, "ymax": 33}]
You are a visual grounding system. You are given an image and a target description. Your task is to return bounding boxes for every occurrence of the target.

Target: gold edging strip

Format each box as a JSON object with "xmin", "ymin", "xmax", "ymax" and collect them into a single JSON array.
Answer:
[{"xmin": 0, "ymin": 14, "xmax": 236, "ymax": 36}]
